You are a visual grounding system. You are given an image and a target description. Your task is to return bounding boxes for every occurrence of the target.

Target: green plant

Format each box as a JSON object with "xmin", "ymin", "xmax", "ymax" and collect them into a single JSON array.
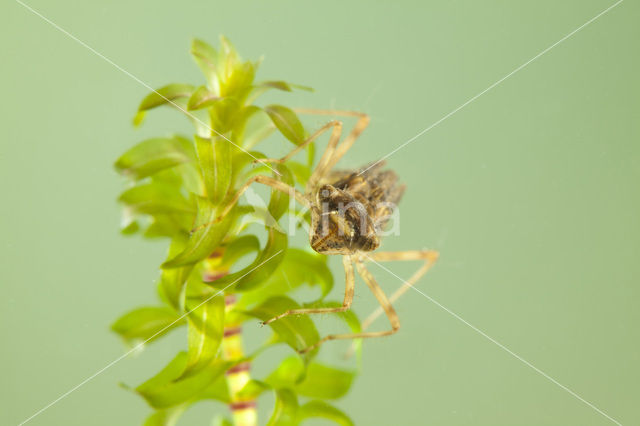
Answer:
[{"xmin": 112, "ymin": 36, "xmax": 360, "ymax": 426}]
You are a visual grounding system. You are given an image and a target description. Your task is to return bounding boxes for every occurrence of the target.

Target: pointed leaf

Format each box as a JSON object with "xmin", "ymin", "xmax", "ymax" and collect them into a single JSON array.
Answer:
[
  {"xmin": 202, "ymin": 375, "xmax": 231, "ymax": 403},
  {"xmin": 191, "ymin": 38, "xmax": 219, "ymax": 87},
  {"xmin": 237, "ymin": 248, "xmax": 333, "ymax": 309},
  {"xmin": 236, "ymin": 379, "xmax": 271, "ymax": 400},
  {"xmin": 295, "ymin": 362, "xmax": 355, "ymax": 399},
  {"xmin": 114, "ymin": 136, "xmax": 195, "ymax": 180},
  {"xmin": 283, "ymin": 249, "xmax": 333, "ymax": 297},
  {"xmin": 221, "ymin": 235, "xmax": 261, "ymax": 267},
  {"xmin": 161, "ymin": 196, "xmax": 239, "ymax": 268},
  {"xmin": 230, "ymin": 105, "xmax": 263, "ymax": 145},
  {"xmin": 265, "ymin": 356, "xmax": 304, "ymax": 388},
  {"xmin": 143, "ymin": 405, "xmax": 188, "ymax": 426},
  {"xmin": 181, "ymin": 294, "xmax": 225, "ymax": 377},
  {"xmin": 206, "ymin": 228, "xmax": 287, "ymax": 293},
  {"xmin": 111, "ymin": 306, "xmax": 184, "ymax": 346},
  {"xmin": 136, "ymin": 352, "xmax": 231, "ymax": 409},
  {"xmin": 222, "ymin": 60, "xmax": 255, "ymax": 100},
  {"xmin": 218, "ymin": 35, "xmax": 240, "ymax": 83},
  {"xmin": 187, "ymin": 86, "xmax": 220, "ymax": 110},
  {"xmin": 297, "ymin": 401, "xmax": 353, "ymax": 426},
  {"xmin": 257, "ymin": 81, "xmax": 293, "ymax": 92},
  {"xmin": 195, "ymin": 135, "xmax": 231, "ymax": 204},
  {"xmin": 249, "ymin": 81, "xmax": 313, "ymax": 104},
  {"xmin": 267, "ymin": 165, "xmax": 294, "ymax": 222},
  {"xmin": 209, "ymin": 97, "xmax": 242, "ymax": 134},
  {"xmin": 267, "ymin": 388, "xmax": 298, "ymax": 426},
  {"xmin": 255, "ymin": 81, "xmax": 313, "ymax": 93},
  {"xmin": 118, "ymin": 182, "xmax": 194, "ymax": 215},
  {"xmin": 265, "ymin": 105, "xmax": 306, "ymax": 145},
  {"xmin": 143, "ymin": 213, "xmax": 192, "ymax": 239},
  {"xmin": 138, "ymin": 84, "xmax": 194, "ymax": 112},
  {"xmin": 158, "ymin": 237, "xmax": 195, "ymax": 310},
  {"xmin": 211, "ymin": 416, "xmax": 233, "ymax": 426},
  {"xmin": 244, "ymin": 296, "xmax": 320, "ymax": 354}
]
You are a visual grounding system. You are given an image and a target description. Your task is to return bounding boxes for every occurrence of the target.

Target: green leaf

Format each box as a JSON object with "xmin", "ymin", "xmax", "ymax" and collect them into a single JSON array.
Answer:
[
  {"xmin": 230, "ymin": 105, "xmax": 263, "ymax": 145},
  {"xmin": 119, "ymin": 208, "xmax": 140, "ymax": 235},
  {"xmin": 236, "ymin": 379, "xmax": 271, "ymax": 400},
  {"xmin": 136, "ymin": 352, "xmax": 231, "ymax": 409},
  {"xmin": 202, "ymin": 375, "xmax": 231, "ymax": 403},
  {"xmin": 133, "ymin": 110, "xmax": 146, "ymax": 127},
  {"xmin": 249, "ymin": 81, "xmax": 314, "ymax": 104},
  {"xmin": 211, "ymin": 416, "xmax": 233, "ymax": 426},
  {"xmin": 181, "ymin": 294, "xmax": 225, "ymax": 377},
  {"xmin": 143, "ymin": 213, "xmax": 192, "ymax": 239},
  {"xmin": 206, "ymin": 228, "xmax": 287, "ymax": 293},
  {"xmin": 221, "ymin": 235, "xmax": 261, "ymax": 268},
  {"xmin": 297, "ymin": 400, "xmax": 354, "ymax": 426},
  {"xmin": 187, "ymin": 86, "xmax": 220, "ymax": 110},
  {"xmin": 195, "ymin": 135, "xmax": 231, "ymax": 204},
  {"xmin": 111, "ymin": 306, "xmax": 184, "ymax": 346},
  {"xmin": 242, "ymin": 115, "xmax": 276, "ymax": 150},
  {"xmin": 151, "ymin": 161, "xmax": 203, "ymax": 196},
  {"xmin": 244, "ymin": 296, "xmax": 320, "ymax": 354},
  {"xmin": 263, "ymin": 355, "xmax": 354, "ymax": 399},
  {"xmin": 237, "ymin": 248, "xmax": 333, "ymax": 309},
  {"xmin": 287, "ymin": 161, "xmax": 311, "ymax": 188},
  {"xmin": 267, "ymin": 165, "xmax": 294, "ymax": 222},
  {"xmin": 222, "ymin": 61, "xmax": 255, "ymax": 99},
  {"xmin": 191, "ymin": 38, "xmax": 218, "ymax": 87},
  {"xmin": 267, "ymin": 388, "xmax": 298, "ymax": 426},
  {"xmin": 143, "ymin": 405, "xmax": 188, "ymax": 426},
  {"xmin": 138, "ymin": 83, "xmax": 194, "ymax": 112},
  {"xmin": 256, "ymin": 81, "xmax": 293, "ymax": 92},
  {"xmin": 218, "ymin": 35, "xmax": 240, "ymax": 83},
  {"xmin": 284, "ymin": 249, "xmax": 333, "ymax": 297},
  {"xmin": 302, "ymin": 300, "xmax": 363, "ymax": 362},
  {"xmin": 265, "ymin": 356, "xmax": 304, "ymax": 388},
  {"xmin": 209, "ymin": 97, "xmax": 242, "ymax": 134},
  {"xmin": 295, "ymin": 362, "xmax": 355, "ymax": 400},
  {"xmin": 265, "ymin": 105, "xmax": 306, "ymax": 145},
  {"xmin": 114, "ymin": 136, "xmax": 195, "ymax": 180},
  {"xmin": 255, "ymin": 81, "xmax": 313, "ymax": 93},
  {"xmin": 161, "ymin": 196, "xmax": 238, "ymax": 268},
  {"xmin": 120, "ymin": 219, "xmax": 140, "ymax": 235},
  {"xmin": 118, "ymin": 182, "xmax": 194, "ymax": 215},
  {"xmin": 158, "ymin": 237, "xmax": 195, "ymax": 310}
]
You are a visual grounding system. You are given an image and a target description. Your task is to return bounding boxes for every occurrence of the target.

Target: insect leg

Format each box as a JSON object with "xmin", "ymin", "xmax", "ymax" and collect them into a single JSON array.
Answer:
[
  {"xmin": 360, "ymin": 250, "xmax": 439, "ymax": 331},
  {"xmin": 254, "ymin": 120, "xmax": 342, "ymax": 165},
  {"xmin": 261, "ymin": 255, "xmax": 355, "ymax": 325},
  {"xmin": 294, "ymin": 109, "xmax": 370, "ymax": 187},
  {"xmin": 299, "ymin": 257, "xmax": 399, "ymax": 354},
  {"xmin": 190, "ymin": 175, "xmax": 307, "ymax": 233}
]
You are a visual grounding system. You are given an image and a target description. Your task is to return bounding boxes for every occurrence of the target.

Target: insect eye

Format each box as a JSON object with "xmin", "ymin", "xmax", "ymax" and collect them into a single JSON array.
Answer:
[{"xmin": 319, "ymin": 184, "xmax": 333, "ymax": 198}]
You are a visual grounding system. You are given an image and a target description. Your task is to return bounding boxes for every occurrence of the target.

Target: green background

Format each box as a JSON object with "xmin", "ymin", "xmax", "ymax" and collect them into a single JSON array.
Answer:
[{"xmin": 1, "ymin": 0, "xmax": 638, "ymax": 425}]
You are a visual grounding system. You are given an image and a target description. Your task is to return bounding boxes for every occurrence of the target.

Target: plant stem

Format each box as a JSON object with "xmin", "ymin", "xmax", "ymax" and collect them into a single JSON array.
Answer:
[
  {"xmin": 223, "ymin": 294, "xmax": 257, "ymax": 426},
  {"xmin": 204, "ymin": 250, "xmax": 257, "ymax": 426}
]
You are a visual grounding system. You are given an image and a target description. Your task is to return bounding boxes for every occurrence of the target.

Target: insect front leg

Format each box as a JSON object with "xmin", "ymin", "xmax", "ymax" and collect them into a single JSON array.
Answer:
[
  {"xmin": 190, "ymin": 175, "xmax": 307, "ymax": 233},
  {"xmin": 253, "ymin": 120, "xmax": 342, "ymax": 166},
  {"xmin": 294, "ymin": 109, "xmax": 370, "ymax": 189}
]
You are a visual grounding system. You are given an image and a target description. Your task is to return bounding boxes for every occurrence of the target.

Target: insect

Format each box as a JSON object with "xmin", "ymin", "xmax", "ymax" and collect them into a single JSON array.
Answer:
[{"xmin": 204, "ymin": 109, "xmax": 439, "ymax": 352}]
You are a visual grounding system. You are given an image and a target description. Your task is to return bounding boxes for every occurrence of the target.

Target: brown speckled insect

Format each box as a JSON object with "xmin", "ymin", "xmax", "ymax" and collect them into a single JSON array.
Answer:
[{"xmin": 209, "ymin": 109, "xmax": 439, "ymax": 352}]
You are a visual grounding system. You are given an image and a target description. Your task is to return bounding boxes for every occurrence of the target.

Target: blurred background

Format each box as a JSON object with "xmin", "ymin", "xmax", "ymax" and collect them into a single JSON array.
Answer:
[{"xmin": 1, "ymin": 1, "xmax": 638, "ymax": 425}]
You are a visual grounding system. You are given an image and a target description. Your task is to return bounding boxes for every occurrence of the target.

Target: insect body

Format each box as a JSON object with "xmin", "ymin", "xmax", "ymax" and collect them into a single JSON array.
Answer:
[
  {"xmin": 204, "ymin": 110, "xmax": 439, "ymax": 353},
  {"xmin": 310, "ymin": 163, "xmax": 404, "ymax": 255}
]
